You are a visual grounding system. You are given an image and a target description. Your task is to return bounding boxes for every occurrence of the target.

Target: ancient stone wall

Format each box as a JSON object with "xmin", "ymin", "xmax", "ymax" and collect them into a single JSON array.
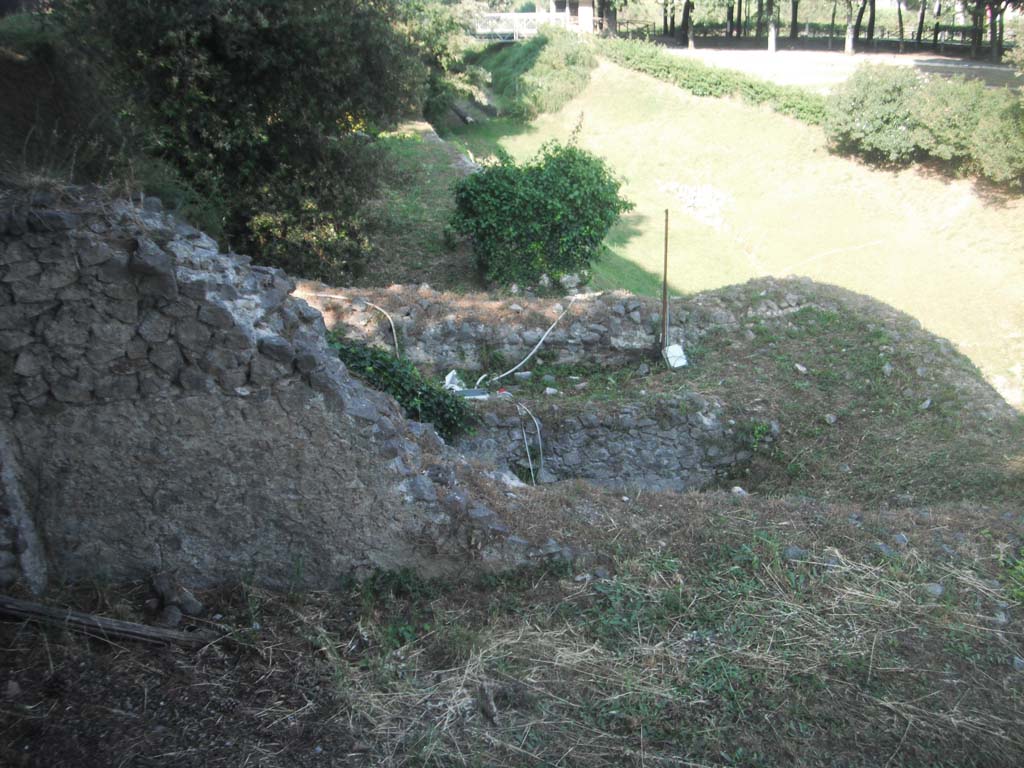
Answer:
[
  {"xmin": 0, "ymin": 188, "xmax": 533, "ymax": 593},
  {"xmin": 295, "ymin": 280, "xmax": 810, "ymax": 492},
  {"xmin": 457, "ymin": 393, "xmax": 754, "ymax": 492},
  {"xmin": 296, "ymin": 280, "xmax": 814, "ymax": 374}
]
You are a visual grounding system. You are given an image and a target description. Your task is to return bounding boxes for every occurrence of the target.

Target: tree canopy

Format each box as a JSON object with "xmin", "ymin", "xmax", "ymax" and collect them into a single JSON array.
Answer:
[{"xmin": 54, "ymin": 0, "xmax": 430, "ymax": 281}]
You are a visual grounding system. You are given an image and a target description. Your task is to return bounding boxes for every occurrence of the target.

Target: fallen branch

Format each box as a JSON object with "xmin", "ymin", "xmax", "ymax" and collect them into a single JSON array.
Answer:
[{"xmin": 0, "ymin": 594, "xmax": 220, "ymax": 648}]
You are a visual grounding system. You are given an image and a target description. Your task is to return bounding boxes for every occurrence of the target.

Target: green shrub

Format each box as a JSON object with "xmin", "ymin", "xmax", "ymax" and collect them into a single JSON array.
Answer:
[
  {"xmin": 910, "ymin": 76, "xmax": 987, "ymax": 166},
  {"xmin": 827, "ymin": 67, "xmax": 1024, "ymax": 187},
  {"xmin": 452, "ymin": 139, "xmax": 632, "ymax": 287},
  {"xmin": 328, "ymin": 335, "xmax": 472, "ymax": 442},
  {"xmin": 599, "ymin": 37, "xmax": 827, "ymax": 125},
  {"xmin": 969, "ymin": 91, "xmax": 1024, "ymax": 187},
  {"xmin": 824, "ymin": 65, "xmax": 923, "ymax": 164},
  {"xmin": 1009, "ymin": 22, "xmax": 1024, "ymax": 76},
  {"xmin": 54, "ymin": 0, "xmax": 426, "ymax": 282},
  {"xmin": 473, "ymin": 26, "xmax": 597, "ymax": 118}
]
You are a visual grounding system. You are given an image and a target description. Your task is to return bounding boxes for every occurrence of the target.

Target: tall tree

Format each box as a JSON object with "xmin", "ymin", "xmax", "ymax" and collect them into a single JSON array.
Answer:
[
  {"xmin": 844, "ymin": 0, "xmax": 857, "ymax": 53},
  {"xmin": 987, "ymin": 1, "xmax": 1011, "ymax": 63},
  {"xmin": 828, "ymin": 0, "xmax": 838, "ymax": 49},
  {"xmin": 681, "ymin": 0, "xmax": 695, "ymax": 47},
  {"xmin": 853, "ymin": 0, "xmax": 866, "ymax": 43},
  {"xmin": 599, "ymin": 0, "xmax": 630, "ymax": 34},
  {"xmin": 914, "ymin": 0, "xmax": 928, "ymax": 47},
  {"xmin": 896, "ymin": 0, "xmax": 904, "ymax": 51},
  {"xmin": 970, "ymin": 0, "xmax": 983, "ymax": 58},
  {"xmin": 790, "ymin": 0, "xmax": 800, "ymax": 40},
  {"xmin": 867, "ymin": 0, "xmax": 876, "ymax": 41},
  {"xmin": 767, "ymin": 0, "xmax": 778, "ymax": 51}
]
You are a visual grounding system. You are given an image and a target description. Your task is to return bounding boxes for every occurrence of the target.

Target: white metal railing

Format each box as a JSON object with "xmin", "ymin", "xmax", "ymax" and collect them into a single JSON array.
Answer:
[{"xmin": 472, "ymin": 12, "xmax": 572, "ymax": 40}]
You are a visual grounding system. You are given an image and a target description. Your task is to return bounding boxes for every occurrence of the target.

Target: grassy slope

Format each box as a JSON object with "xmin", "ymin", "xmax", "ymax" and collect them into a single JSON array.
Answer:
[
  {"xmin": 360, "ymin": 121, "xmax": 482, "ymax": 290},
  {"xmin": 446, "ymin": 60, "xmax": 1024, "ymax": 409}
]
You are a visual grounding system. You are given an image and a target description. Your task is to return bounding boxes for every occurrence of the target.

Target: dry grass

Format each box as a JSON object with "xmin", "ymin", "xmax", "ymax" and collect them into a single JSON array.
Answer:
[{"xmin": 3, "ymin": 490, "xmax": 1022, "ymax": 767}]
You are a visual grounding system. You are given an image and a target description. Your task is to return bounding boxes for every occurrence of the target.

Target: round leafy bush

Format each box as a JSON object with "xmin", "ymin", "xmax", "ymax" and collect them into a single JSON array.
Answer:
[
  {"xmin": 824, "ymin": 65, "xmax": 923, "ymax": 165},
  {"xmin": 451, "ymin": 140, "xmax": 632, "ymax": 287}
]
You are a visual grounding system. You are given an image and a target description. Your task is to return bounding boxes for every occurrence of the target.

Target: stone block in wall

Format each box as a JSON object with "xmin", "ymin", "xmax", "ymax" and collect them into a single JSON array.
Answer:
[
  {"xmin": 94, "ymin": 373, "xmax": 139, "ymax": 402},
  {"xmin": 148, "ymin": 340, "xmax": 184, "ymax": 377},
  {"xmin": 51, "ymin": 373, "xmax": 93, "ymax": 404},
  {"xmin": 138, "ymin": 311, "xmax": 173, "ymax": 344}
]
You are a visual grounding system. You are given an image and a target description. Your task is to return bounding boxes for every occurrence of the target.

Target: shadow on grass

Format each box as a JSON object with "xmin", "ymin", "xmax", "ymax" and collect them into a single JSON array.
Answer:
[
  {"xmin": 592, "ymin": 211, "xmax": 663, "ymax": 296},
  {"xmin": 441, "ymin": 116, "xmax": 540, "ymax": 163}
]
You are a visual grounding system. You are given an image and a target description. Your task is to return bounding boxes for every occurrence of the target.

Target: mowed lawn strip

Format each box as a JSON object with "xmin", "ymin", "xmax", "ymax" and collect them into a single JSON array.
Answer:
[{"xmin": 447, "ymin": 60, "xmax": 1024, "ymax": 409}]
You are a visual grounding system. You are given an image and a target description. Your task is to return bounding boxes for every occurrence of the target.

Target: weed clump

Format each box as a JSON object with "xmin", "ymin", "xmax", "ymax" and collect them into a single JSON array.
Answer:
[{"xmin": 328, "ymin": 333, "xmax": 472, "ymax": 442}]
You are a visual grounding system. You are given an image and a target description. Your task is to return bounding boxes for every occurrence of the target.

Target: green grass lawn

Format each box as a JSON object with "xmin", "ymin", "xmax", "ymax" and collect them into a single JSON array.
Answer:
[{"xmin": 446, "ymin": 60, "xmax": 1024, "ymax": 409}]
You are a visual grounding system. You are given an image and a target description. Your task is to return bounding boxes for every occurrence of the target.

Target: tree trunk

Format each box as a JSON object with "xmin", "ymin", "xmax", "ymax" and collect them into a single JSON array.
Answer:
[
  {"xmin": 663, "ymin": 4, "xmax": 669, "ymax": 35},
  {"xmin": 767, "ymin": 0, "xmax": 778, "ymax": 51},
  {"xmin": 989, "ymin": 3, "xmax": 1000, "ymax": 63},
  {"xmin": 790, "ymin": 0, "xmax": 800, "ymax": 40},
  {"xmin": 854, "ymin": 0, "xmax": 866, "ymax": 43},
  {"xmin": 756, "ymin": 0, "xmax": 765, "ymax": 39},
  {"xmin": 897, "ymin": 0, "xmax": 904, "ymax": 52},
  {"xmin": 998, "ymin": 2, "xmax": 1004, "ymax": 58},
  {"xmin": 606, "ymin": 7, "xmax": 618, "ymax": 34},
  {"xmin": 970, "ymin": 0, "xmax": 982, "ymax": 59},
  {"xmin": 932, "ymin": 1, "xmax": 942, "ymax": 49},
  {"xmin": 915, "ymin": 0, "xmax": 927, "ymax": 47},
  {"xmin": 737, "ymin": 0, "xmax": 744, "ymax": 36},
  {"xmin": 867, "ymin": 0, "xmax": 876, "ymax": 41},
  {"xmin": 683, "ymin": 1, "xmax": 695, "ymax": 48},
  {"xmin": 727, "ymin": 4, "xmax": 734, "ymax": 36},
  {"xmin": 670, "ymin": 7, "xmax": 676, "ymax": 37},
  {"xmin": 829, "ymin": 0, "xmax": 838, "ymax": 50},
  {"xmin": 846, "ymin": 0, "xmax": 856, "ymax": 54}
]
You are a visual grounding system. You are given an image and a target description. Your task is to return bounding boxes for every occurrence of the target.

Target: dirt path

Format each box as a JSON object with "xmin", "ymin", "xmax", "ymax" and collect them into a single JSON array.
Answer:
[{"xmin": 663, "ymin": 46, "xmax": 1021, "ymax": 92}]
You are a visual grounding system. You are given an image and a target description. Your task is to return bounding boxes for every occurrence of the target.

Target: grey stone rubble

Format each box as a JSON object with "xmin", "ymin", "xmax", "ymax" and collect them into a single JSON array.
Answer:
[
  {"xmin": 457, "ymin": 393, "xmax": 750, "ymax": 492},
  {"xmin": 0, "ymin": 188, "xmax": 563, "ymax": 593}
]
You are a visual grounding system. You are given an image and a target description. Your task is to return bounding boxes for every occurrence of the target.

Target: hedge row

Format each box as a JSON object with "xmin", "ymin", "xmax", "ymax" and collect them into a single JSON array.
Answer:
[{"xmin": 599, "ymin": 37, "xmax": 828, "ymax": 125}]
